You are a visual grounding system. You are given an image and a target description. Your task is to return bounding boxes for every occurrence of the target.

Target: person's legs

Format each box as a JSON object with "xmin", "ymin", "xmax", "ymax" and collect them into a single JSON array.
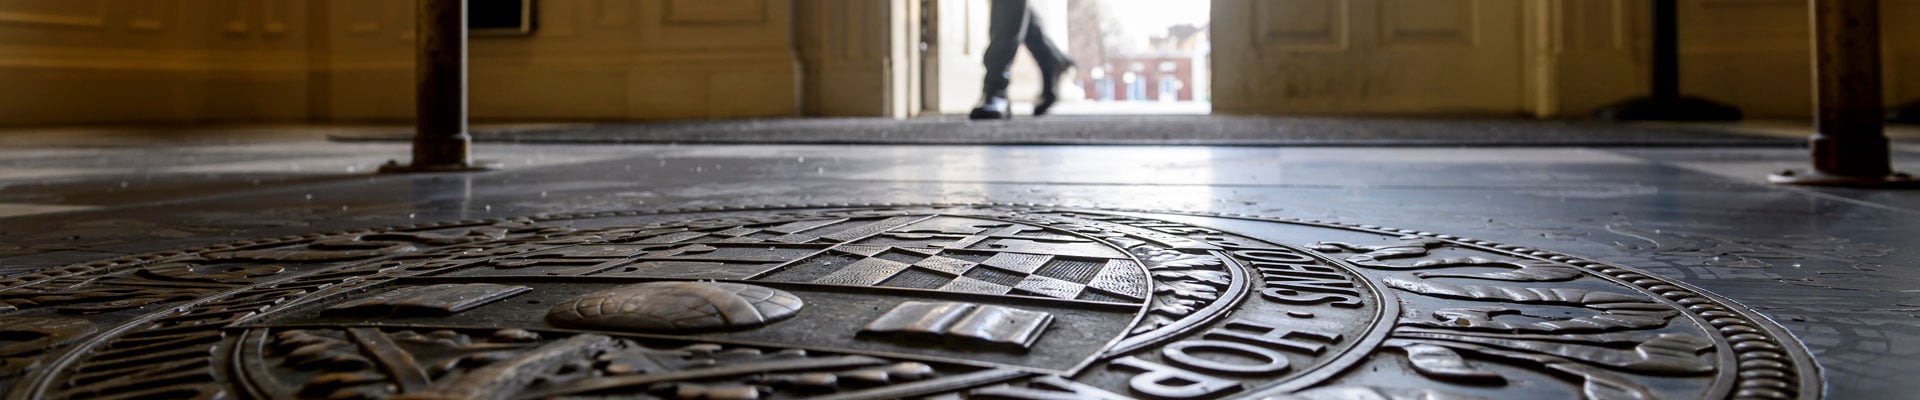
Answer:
[
  {"xmin": 1022, "ymin": 13, "xmax": 1074, "ymax": 116},
  {"xmin": 971, "ymin": 0, "xmax": 1030, "ymax": 120}
]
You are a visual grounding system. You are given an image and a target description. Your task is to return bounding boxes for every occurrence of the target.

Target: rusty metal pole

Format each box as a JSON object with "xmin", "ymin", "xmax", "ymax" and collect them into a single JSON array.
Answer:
[
  {"xmin": 1771, "ymin": 0, "xmax": 1912, "ymax": 186},
  {"xmin": 382, "ymin": 0, "xmax": 497, "ymax": 173}
]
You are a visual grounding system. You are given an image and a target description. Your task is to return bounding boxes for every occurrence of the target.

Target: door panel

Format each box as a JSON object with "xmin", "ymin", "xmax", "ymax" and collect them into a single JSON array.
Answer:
[
  {"xmin": 1215, "ymin": 0, "xmax": 1525, "ymax": 115},
  {"xmin": 1257, "ymin": 0, "xmax": 1348, "ymax": 50},
  {"xmin": 1379, "ymin": 0, "xmax": 1474, "ymax": 46}
]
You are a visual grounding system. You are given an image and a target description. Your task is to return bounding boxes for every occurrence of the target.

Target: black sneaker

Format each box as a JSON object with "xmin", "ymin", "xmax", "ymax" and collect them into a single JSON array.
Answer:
[
  {"xmin": 1035, "ymin": 60, "xmax": 1076, "ymax": 116},
  {"xmin": 969, "ymin": 96, "xmax": 1012, "ymax": 120}
]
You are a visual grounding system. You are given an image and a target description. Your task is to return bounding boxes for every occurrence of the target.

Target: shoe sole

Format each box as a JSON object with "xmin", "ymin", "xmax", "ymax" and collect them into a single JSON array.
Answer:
[{"xmin": 969, "ymin": 110, "xmax": 1012, "ymax": 120}]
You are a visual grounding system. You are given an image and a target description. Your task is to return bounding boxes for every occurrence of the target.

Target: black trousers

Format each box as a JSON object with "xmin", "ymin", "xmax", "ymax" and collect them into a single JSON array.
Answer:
[{"xmin": 982, "ymin": 0, "xmax": 1070, "ymax": 98}]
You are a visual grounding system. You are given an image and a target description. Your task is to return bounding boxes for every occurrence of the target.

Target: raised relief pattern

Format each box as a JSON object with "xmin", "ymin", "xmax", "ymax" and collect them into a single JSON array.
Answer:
[
  {"xmin": 861, "ymin": 301, "xmax": 1055, "ymax": 351},
  {"xmin": 0, "ymin": 205, "xmax": 1816, "ymax": 400},
  {"xmin": 326, "ymin": 283, "xmax": 533, "ymax": 316},
  {"xmin": 546, "ymin": 282, "xmax": 803, "ymax": 332}
]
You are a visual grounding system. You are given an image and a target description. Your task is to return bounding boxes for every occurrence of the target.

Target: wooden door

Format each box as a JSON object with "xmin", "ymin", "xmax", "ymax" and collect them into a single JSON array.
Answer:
[{"xmin": 1212, "ymin": 0, "xmax": 1528, "ymax": 115}]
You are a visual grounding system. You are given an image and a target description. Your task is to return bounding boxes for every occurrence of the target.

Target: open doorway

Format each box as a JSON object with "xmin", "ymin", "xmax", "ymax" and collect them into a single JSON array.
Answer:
[
  {"xmin": 1059, "ymin": 0, "xmax": 1211, "ymax": 115},
  {"xmin": 920, "ymin": 0, "xmax": 1211, "ymax": 117}
]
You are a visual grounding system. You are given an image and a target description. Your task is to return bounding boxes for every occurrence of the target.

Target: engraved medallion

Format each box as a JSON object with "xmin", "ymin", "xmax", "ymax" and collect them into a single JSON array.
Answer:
[{"xmin": 0, "ymin": 205, "xmax": 1819, "ymax": 399}]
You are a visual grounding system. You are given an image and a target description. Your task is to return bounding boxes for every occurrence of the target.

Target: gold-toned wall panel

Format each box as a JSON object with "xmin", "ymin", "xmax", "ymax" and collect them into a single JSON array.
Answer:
[
  {"xmin": 261, "ymin": 0, "xmax": 291, "ymax": 35},
  {"xmin": 665, "ymin": 0, "xmax": 765, "ymax": 24},
  {"xmin": 0, "ymin": 0, "xmax": 106, "ymax": 28},
  {"xmin": 595, "ymin": 0, "xmax": 634, "ymax": 27},
  {"xmin": 319, "ymin": 0, "xmax": 803, "ymax": 121},
  {"xmin": 1554, "ymin": 0, "xmax": 1628, "ymax": 52},
  {"xmin": 472, "ymin": 67, "xmax": 628, "ymax": 118},
  {"xmin": 1218, "ymin": 0, "xmax": 1525, "ymax": 115},
  {"xmin": 798, "ymin": 0, "xmax": 902, "ymax": 117},
  {"xmin": 0, "ymin": 0, "xmax": 317, "ymax": 126},
  {"xmin": 1253, "ymin": 0, "xmax": 1347, "ymax": 49},
  {"xmin": 634, "ymin": 0, "xmax": 791, "ymax": 49},
  {"xmin": 1677, "ymin": 0, "xmax": 1808, "ymax": 117},
  {"xmin": 387, "ymin": 0, "xmax": 413, "ymax": 41},
  {"xmin": 217, "ymin": 0, "xmax": 248, "ymax": 34},
  {"xmin": 542, "ymin": 0, "xmax": 579, "ymax": 37},
  {"xmin": 341, "ymin": 0, "xmax": 380, "ymax": 34},
  {"xmin": 1538, "ymin": 0, "xmax": 1638, "ymax": 117},
  {"xmin": 1539, "ymin": 0, "xmax": 1920, "ymax": 118},
  {"xmin": 326, "ymin": 0, "xmax": 409, "ymax": 58},
  {"xmin": 128, "ymin": 0, "xmax": 165, "ymax": 31},
  {"xmin": 0, "ymin": 0, "xmax": 885, "ymax": 123},
  {"xmin": 1882, "ymin": 0, "xmax": 1920, "ymax": 104},
  {"xmin": 1680, "ymin": 0, "xmax": 1804, "ymax": 48},
  {"xmin": 836, "ymin": 0, "xmax": 882, "ymax": 59},
  {"xmin": 0, "ymin": 68, "xmax": 201, "ymax": 125},
  {"xmin": 1379, "ymin": 0, "xmax": 1475, "ymax": 46}
]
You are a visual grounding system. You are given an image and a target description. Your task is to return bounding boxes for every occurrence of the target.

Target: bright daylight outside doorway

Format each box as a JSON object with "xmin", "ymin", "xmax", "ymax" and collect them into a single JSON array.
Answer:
[
  {"xmin": 1056, "ymin": 0, "xmax": 1210, "ymax": 115},
  {"xmin": 928, "ymin": 0, "xmax": 1211, "ymax": 116}
]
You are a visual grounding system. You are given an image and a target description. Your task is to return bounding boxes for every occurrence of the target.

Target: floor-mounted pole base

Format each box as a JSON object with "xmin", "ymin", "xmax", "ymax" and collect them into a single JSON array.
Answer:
[
  {"xmin": 1768, "ymin": 169, "xmax": 1920, "ymax": 188},
  {"xmin": 1594, "ymin": 96, "xmax": 1744, "ymax": 121},
  {"xmin": 1888, "ymin": 101, "xmax": 1920, "ymax": 124},
  {"xmin": 377, "ymin": 159, "xmax": 503, "ymax": 174}
]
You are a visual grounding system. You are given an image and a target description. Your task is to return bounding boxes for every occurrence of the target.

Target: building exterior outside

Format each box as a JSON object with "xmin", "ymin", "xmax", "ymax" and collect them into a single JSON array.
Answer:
[
  {"xmin": 1083, "ymin": 57, "xmax": 1195, "ymax": 102},
  {"xmin": 1065, "ymin": 1, "xmax": 1209, "ymax": 104}
]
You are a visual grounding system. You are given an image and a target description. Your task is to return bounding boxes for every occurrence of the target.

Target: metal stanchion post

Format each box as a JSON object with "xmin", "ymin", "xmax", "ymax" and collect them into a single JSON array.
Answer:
[
  {"xmin": 382, "ymin": 0, "xmax": 498, "ymax": 173},
  {"xmin": 1771, "ymin": 0, "xmax": 1914, "ymax": 186}
]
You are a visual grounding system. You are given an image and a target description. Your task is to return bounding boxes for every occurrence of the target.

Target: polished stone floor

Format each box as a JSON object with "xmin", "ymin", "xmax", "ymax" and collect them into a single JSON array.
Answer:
[{"xmin": 2, "ymin": 121, "xmax": 1918, "ymax": 398}]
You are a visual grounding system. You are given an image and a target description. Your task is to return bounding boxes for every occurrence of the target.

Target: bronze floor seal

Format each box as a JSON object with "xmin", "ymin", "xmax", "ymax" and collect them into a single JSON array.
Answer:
[{"xmin": 0, "ymin": 204, "xmax": 1818, "ymax": 399}]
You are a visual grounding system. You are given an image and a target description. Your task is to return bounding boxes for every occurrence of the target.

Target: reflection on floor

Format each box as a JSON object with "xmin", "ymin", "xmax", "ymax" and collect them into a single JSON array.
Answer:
[
  {"xmin": 1, "ymin": 118, "xmax": 1916, "ymax": 398},
  {"xmin": 1039, "ymin": 100, "xmax": 1212, "ymax": 115}
]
